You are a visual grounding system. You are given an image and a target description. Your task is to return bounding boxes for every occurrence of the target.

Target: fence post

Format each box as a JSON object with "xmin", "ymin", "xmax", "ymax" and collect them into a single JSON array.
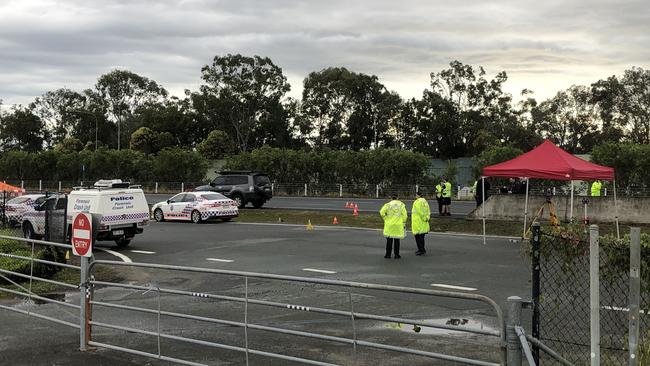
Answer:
[
  {"xmin": 155, "ymin": 182, "xmax": 158, "ymax": 194},
  {"xmin": 457, "ymin": 185, "xmax": 461, "ymax": 200},
  {"xmin": 339, "ymin": 184, "xmax": 343, "ymax": 198},
  {"xmin": 589, "ymin": 224, "xmax": 600, "ymax": 366},
  {"xmin": 629, "ymin": 227, "xmax": 641, "ymax": 366},
  {"xmin": 604, "ymin": 188, "xmax": 607, "ymax": 196},
  {"xmin": 415, "ymin": 184, "xmax": 419, "ymax": 195},
  {"xmin": 79, "ymin": 256, "xmax": 89, "ymax": 351},
  {"xmin": 21, "ymin": 180, "xmax": 24, "ymax": 190},
  {"xmin": 552, "ymin": 186, "xmax": 556, "ymax": 196},
  {"xmin": 304, "ymin": 183, "xmax": 307, "ymax": 197},
  {"xmin": 507, "ymin": 296, "xmax": 523, "ymax": 366},
  {"xmin": 181, "ymin": 182, "xmax": 184, "ymax": 192},
  {"xmin": 376, "ymin": 184, "xmax": 379, "ymax": 198},
  {"xmin": 271, "ymin": 183, "xmax": 274, "ymax": 195},
  {"xmin": 58, "ymin": 181, "xmax": 61, "ymax": 192},
  {"xmin": 531, "ymin": 223, "xmax": 541, "ymax": 364},
  {"xmin": 39, "ymin": 179, "xmax": 42, "ymax": 192}
]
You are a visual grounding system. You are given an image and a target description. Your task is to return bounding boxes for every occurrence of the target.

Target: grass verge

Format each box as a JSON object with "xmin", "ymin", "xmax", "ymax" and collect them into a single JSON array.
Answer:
[{"xmin": 236, "ymin": 208, "xmax": 647, "ymax": 237}]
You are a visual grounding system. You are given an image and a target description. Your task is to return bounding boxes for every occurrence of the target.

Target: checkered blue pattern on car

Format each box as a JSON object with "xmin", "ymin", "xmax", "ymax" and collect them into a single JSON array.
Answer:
[
  {"xmin": 201, "ymin": 210, "xmax": 238, "ymax": 219},
  {"xmin": 101, "ymin": 212, "xmax": 150, "ymax": 223}
]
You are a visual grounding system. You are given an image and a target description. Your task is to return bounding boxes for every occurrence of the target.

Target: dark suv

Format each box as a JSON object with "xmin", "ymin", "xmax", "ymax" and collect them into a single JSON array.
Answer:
[{"xmin": 195, "ymin": 171, "xmax": 272, "ymax": 208}]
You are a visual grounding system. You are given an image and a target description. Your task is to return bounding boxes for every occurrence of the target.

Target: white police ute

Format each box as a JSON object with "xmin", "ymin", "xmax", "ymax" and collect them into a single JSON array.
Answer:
[
  {"xmin": 4, "ymin": 194, "xmax": 46, "ymax": 227},
  {"xmin": 152, "ymin": 192, "xmax": 239, "ymax": 223}
]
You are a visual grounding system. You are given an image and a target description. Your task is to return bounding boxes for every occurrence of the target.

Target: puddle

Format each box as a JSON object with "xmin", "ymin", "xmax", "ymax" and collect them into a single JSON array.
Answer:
[{"xmin": 379, "ymin": 318, "xmax": 497, "ymax": 336}]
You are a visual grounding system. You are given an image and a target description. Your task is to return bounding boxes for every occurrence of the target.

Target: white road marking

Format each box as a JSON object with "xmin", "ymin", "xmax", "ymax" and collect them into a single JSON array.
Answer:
[
  {"xmin": 96, "ymin": 248, "xmax": 132, "ymax": 263},
  {"xmin": 431, "ymin": 283, "xmax": 477, "ymax": 291},
  {"xmin": 206, "ymin": 258, "xmax": 234, "ymax": 263},
  {"xmin": 302, "ymin": 268, "xmax": 337, "ymax": 274},
  {"xmin": 129, "ymin": 250, "xmax": 156, "ymax": 254}
]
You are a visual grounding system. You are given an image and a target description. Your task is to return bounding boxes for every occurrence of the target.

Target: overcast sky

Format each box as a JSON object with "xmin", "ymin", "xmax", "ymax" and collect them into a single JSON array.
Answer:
[{"xmin": 1, "ymin": 0, "xmax": 648, "ymax": 107}]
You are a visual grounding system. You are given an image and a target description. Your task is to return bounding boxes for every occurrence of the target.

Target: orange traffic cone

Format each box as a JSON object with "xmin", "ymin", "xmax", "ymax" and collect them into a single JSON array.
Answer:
[
  {"xmin": 306, "ymin": 220, "xmax": 314, "ymax": 231},
  {"xmin": 345, "ymin": 202, "xmax": 350, "ymax": 208},
  {"xmin": 353, "ymin": 206, "xmax": 359, "ymax": 217},
  {"xmin": 332, "ymin": 216, "xmax": 339, "ymax": 225}
]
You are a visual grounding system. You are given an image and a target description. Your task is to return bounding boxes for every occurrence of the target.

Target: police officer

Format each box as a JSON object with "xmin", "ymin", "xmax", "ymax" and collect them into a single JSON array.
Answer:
[
  {"xmin": 411, "ymin": 191, "xmax": 430, "ymax": 255},
  {"xmin": 441, "ymin": 177, "xmax": 452, "ymax": 216},
  {"xmin": 591, "ymin": 180, "xmax": 602, "ymax": 197},
  {"xmin": 435, "ymin": 181, "xmax": 443, "ymax": 215},
  {"xmin": 380, "ymin": 194, "xmax": 407, "ymax": 259}
]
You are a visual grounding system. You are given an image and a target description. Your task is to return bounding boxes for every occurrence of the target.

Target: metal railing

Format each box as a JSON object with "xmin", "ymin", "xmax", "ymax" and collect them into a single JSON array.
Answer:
[
  {"xmin": 87, "ymin": 260, "xmax": 506, "ymax": 366},
  {"xmin": 0, "ymin": 235, "xmax": 80, "ymax": 329}
]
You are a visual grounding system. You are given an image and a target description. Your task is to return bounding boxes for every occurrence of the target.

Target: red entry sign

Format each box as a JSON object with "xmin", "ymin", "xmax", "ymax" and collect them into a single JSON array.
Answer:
[{"xmin": 71, "ymin": 213, "xmax": 92, "ymax": 257}]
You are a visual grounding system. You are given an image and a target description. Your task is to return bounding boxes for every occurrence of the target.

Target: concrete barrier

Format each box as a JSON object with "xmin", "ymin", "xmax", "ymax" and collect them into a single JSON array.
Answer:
[{"xmin": 469, "ymin": 194, "xmax": 650, "ymax": 224}]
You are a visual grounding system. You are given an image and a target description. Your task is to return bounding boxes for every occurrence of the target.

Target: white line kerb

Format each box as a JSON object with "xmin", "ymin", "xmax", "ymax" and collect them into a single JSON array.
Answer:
[
  {"xmin": 129, "ymin": 250, "xmax": 156, "ymax": 254},
  {"xmin": 302, "ymin": 268, "xmax": 337, "ymax": 274},
  {"xmin": 431, "ymin": 283, "xmax": 477, "ymax": 291},
  {"xmin": 206, "ymin": 258, "xmax": 234, "ymax": 263}
]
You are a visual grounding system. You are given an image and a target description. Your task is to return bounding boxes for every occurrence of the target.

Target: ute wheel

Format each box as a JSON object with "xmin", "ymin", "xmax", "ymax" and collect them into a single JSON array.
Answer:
[
  {"xmin": 154, "ymin": 208, "xmax": 165, "ymax": 222},
  {"xmin": 115, "ymin": 238, "xmax": 131, "ymax": 248},
  {"xmin": 252, "ymin": 200, "xmax": 264, "ymax": 209},
  {"xmin": 23, "ymin": 223, "xmax": 36, "ymax": 239},
  {"xmin": 191, "ymin": 210, "xmax": 202, "ymax": 224},
  {"xmin": 232, "ymin": 194, "xmax": 245, "ymax": 208}
]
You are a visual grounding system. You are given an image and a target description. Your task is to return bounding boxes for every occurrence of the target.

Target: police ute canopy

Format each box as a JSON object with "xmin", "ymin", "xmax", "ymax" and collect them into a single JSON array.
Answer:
[{"xmin": 68, "ymin": 179, "xmax": 149, "ymax": 247}]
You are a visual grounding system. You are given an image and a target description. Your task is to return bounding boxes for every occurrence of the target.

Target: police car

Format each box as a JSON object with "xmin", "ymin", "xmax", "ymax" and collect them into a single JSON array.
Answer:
[
  {"xmin": 152, "ymin": 192, "xmax": 239, "ymax": 223},
  {"xmin": 4, "ymin": 194, "xmax": 46, "ymax": 227}
]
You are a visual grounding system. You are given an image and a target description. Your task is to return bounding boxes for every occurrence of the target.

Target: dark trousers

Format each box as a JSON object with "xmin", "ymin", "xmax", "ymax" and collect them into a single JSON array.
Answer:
[
  {"xmin": 385, "ymin": 238, "xmax": 400, "ymax": 257},
  {"xmin": 414, "ymin": 234, "xmax": 426, "ymax": 253},
  {"xmin": 436, "ymin": 197, "xmax": 442, "ymax": 214}
]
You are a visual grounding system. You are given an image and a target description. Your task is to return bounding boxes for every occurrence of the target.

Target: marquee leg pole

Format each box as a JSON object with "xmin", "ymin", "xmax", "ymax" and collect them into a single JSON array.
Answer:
[
  {"xmin": 613, "ymin": 180, "xmax": 620, "ymax": 239},
  {"xmin": 569, "ymin": 180, "xmax": 574, "ymax": 222},
  {"xmin": 523, "ymin": 178, "xmax": 529, "ymax": 239},
  {"xmin": 482, "ymin": 177, "xmax": 486, "ymax": 245}
]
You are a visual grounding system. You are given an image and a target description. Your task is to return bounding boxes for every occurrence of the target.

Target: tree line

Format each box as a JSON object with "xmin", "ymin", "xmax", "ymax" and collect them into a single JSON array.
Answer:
[{"xmin": 0, "ymin": 55, "xmax": 648, "ymax": 158}]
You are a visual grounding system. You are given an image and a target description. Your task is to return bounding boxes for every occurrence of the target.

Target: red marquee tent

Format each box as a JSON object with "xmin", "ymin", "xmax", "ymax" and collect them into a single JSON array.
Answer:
[
  {"xmin": 479, "ymin": 140, "xmax": 618, "ymax": 243},
  {"xmin": 482, "ymin": 140, "xmax": 614, "ymax": 181}
]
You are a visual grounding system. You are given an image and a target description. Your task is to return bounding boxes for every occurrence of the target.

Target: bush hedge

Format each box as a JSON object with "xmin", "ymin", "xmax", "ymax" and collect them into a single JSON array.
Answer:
[
  {"xmin": 0, "ymin": 148, "xmax": 207, "ymax": 183},
  {"xmin": 225, "ymin": 147, "xmax": 432, "ymax": 185}
]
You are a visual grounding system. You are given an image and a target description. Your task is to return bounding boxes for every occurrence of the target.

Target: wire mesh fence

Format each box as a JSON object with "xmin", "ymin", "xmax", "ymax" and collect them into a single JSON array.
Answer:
[{"xmin": 537, "ymin": 231, "xmax": 648, "ymax": 365}]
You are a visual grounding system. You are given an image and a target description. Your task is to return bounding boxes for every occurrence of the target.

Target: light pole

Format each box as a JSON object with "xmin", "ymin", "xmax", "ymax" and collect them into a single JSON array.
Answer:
[{"xmin": 72, "ymin": 110, "xmax": 99, "ymax": 151}]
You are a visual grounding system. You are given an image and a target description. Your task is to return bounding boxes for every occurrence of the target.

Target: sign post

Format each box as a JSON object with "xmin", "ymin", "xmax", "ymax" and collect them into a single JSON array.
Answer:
[{"xmin": 72, "ymin": 212, "xmax": 92, "ymax": 351}]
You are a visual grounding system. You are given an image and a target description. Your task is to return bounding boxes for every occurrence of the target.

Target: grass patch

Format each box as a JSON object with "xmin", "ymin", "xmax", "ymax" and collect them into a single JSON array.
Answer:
[{"xmin": 236, "ymin": 209, "xmax": 648, "ymax": 238}]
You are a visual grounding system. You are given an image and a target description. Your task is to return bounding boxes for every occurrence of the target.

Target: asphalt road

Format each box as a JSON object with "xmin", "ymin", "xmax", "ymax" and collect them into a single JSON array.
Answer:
[
  {"xmin": 146, "ymin": 194, "xmax": 479, "ymax": 216},
  {"xmin": 1, "ymin": 222, "xmax": 529, "ymax": 365}
]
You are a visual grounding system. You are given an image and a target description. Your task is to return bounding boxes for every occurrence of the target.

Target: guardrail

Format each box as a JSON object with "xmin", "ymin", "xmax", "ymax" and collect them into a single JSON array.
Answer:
[
  {"xmin": 0, "ymin": 235, "xmax": 80, "ymax": 329},
  {"xmin": 87, "ymin": 260, "xmax": 506, "ymax": 366}
]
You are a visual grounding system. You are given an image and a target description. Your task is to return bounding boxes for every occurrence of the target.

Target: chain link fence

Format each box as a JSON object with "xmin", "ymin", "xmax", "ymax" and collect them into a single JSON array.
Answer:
[{"xmin": 537, "ymin": 230, "xmax": 648, "ymax": 365}]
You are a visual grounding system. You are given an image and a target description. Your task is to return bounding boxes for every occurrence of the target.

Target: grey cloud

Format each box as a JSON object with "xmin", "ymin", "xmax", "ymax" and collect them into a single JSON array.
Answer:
[{"xmin": 0, "ymin": 0, "xmax": 648, "ymax": 105}]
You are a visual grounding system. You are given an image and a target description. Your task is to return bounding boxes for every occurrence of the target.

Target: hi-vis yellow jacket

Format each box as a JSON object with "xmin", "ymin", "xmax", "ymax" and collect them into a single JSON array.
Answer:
[
  {"xmin": 380, "ymin": 200, "xmax": 407, "ymax": 239},
  {"xmin": 411, "ymin": 197, "xmax": 430, "ymax": 235}
]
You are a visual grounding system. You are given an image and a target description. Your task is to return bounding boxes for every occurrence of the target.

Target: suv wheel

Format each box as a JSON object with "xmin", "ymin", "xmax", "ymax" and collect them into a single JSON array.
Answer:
[{"xmin": 231, "ymin": 194, "xmax": 245, "ymax": 208}]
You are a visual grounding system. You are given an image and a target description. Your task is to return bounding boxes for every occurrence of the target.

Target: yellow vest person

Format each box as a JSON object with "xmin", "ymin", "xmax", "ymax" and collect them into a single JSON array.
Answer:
[
  {"xmin": 591, "ymin": 180, "xmax": 602, "ymax": 197},
  {"xmin": 380, "ymin": 194, "xmax": 407, "ymax": 259},
  {"xmin": 411, "ymin": 192, "xmax": 430, "ymax": 255},
  {"xmin": 441, "ymin": 179, "xmax": 452, "ymax": 216},
  {"xmin": 435, "ymin": 183, "xmax": 443, "ymax": 215}
]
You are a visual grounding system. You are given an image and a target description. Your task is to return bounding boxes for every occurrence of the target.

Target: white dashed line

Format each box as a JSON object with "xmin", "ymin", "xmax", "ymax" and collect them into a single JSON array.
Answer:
[
  {"xmin": 97, "ymin": 248, "xmax": 133, "ymax": 263},
  {"xmin": 302, "ymin": 268, "xmax": 337, "ymax": 274},
  {"xmin": 206, "ymin": 258, "xmax": 234, "ymax": 263},
  {"xmin": 431, "ymin": 283, "xmax": 477, "ymax": 291},
  {"xmin": 129, "ymin": 250, "xmax": 156, "ymax": 254}
]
